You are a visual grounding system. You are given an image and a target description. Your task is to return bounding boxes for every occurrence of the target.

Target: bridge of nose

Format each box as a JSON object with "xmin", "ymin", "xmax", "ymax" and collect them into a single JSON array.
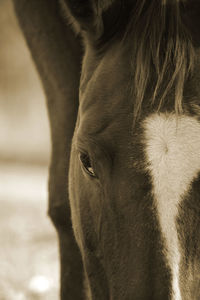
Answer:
[{"xmin": 78, "ymin": 38, "xmax": 193, "ymax": 300}]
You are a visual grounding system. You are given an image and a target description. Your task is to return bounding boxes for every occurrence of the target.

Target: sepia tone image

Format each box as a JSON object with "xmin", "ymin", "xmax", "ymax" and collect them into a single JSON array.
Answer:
[
  {"xmin": 2, "ymin": 0, "xmax": 200, "ymax": 300},
  {"xmin": 0, "ymin": 1, "xmax": 58, "ymax": 299}
]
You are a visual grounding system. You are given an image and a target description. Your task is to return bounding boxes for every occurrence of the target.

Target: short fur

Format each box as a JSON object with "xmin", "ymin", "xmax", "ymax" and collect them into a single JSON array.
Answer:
[
  {"xmin": 63, "ymin": 0, "xmax": 196, "ymax": 120},
  {"xmin": 13, "ymin": 0, "xmax": 200, "ymax": 299}
]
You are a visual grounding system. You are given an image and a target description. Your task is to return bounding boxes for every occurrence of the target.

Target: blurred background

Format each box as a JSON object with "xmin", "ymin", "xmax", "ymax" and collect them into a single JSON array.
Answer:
[{"xmin": 0, "ymin": 0, "xmax": 59, "ymax": 299}]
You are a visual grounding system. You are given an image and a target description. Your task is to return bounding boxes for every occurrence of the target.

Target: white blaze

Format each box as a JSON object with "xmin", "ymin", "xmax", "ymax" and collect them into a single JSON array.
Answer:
[{"xmin": 143, "ymin": 113, "xmax": 200, "ymax": 300}]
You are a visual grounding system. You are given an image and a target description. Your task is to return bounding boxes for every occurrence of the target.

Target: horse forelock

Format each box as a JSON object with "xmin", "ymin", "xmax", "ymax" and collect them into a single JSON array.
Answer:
[
  {"xmin": 80, "ymin": 0, "xmax": 196, "ymax": 120},
  {"xmin": 122, "ymin": 0, "xmax": 195, "ymax": 120},
  {"xmin": 61, "ymin": 0, "xmax": 196, "ymax": 122}
]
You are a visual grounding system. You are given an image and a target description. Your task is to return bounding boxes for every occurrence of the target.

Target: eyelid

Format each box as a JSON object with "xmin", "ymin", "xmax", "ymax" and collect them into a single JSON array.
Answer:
[
  {"xmin": 75, "ymin": 134, "xmax": 112, "ymax": 177},
  {"xmin": 79, "ymin": 152, "xmax": 96, "ymax": 177},
  {"xmin": 75, "ymin": 134, "xmax": 109, "ymax": 162},
  {"xmin": 79, "ymin": 152, "xmax": 99, "ymax": 180}
]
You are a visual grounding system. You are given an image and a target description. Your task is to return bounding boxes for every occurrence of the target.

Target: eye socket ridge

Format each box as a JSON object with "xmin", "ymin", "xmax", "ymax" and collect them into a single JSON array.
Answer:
[{"xmin": 79, "ymin": 152, "xmax": 97, "ymax": 178}]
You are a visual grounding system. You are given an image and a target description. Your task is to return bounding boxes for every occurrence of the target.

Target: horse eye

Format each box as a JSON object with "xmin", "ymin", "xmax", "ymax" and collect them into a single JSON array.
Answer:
[{"xmin": 79, "ymin": 153, "xmax": 96, "ymax": 177}]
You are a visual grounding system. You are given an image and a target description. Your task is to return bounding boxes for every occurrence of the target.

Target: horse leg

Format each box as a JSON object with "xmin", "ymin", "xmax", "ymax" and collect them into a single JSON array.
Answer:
[{"xmin": 12, "ymin": 1, "xmax": 84, "ymax": 298}]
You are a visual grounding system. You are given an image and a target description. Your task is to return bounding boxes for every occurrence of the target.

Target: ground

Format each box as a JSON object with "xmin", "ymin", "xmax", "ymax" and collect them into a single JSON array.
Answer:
[
  {"xmin": 0, "ymin": 1, "xmax": 60, "ymax": 299},
  {"xmin": 0, "ymin": 163, "xmax": 59, "ymax": 300}
]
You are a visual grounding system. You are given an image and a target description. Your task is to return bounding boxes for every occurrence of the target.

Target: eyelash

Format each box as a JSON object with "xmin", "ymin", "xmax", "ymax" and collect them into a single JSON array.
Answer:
[{"xmin": 79, "ymin": 152, "xmax": 96, "ymax": 178}]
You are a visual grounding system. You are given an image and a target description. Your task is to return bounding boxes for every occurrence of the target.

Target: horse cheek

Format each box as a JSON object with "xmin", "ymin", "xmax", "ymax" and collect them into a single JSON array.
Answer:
[{"xmin": 69, "ymin": 144, "xmax": 102, "ymax": 254}]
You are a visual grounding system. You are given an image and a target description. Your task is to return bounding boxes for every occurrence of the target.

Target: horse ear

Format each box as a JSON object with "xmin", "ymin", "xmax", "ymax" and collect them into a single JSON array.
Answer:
[{"xmin": 61, "ymin": 0, "xmax": 106, "ymax": 38}]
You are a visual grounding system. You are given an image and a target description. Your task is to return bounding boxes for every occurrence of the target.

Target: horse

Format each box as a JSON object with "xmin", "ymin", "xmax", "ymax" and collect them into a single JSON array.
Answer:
[{"xmin": 12, "ymin": 0, "xmax": 200, "ymax": 299}]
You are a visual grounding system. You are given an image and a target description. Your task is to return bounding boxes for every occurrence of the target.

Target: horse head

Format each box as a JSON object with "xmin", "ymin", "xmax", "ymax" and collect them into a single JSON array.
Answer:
[{"xmin": 61, "ymin": 1, "xmax": 200, "ymax": 299}]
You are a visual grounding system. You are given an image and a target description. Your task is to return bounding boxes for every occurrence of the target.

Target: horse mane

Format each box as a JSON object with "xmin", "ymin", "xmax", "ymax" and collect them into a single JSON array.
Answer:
[
  {"xmin": 60, "ymin": 0, "xmax": 195, "ymax": 120},
  {"xmin": 125, "ymin": 0, "xmax": 195, "ymax": 120}
]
